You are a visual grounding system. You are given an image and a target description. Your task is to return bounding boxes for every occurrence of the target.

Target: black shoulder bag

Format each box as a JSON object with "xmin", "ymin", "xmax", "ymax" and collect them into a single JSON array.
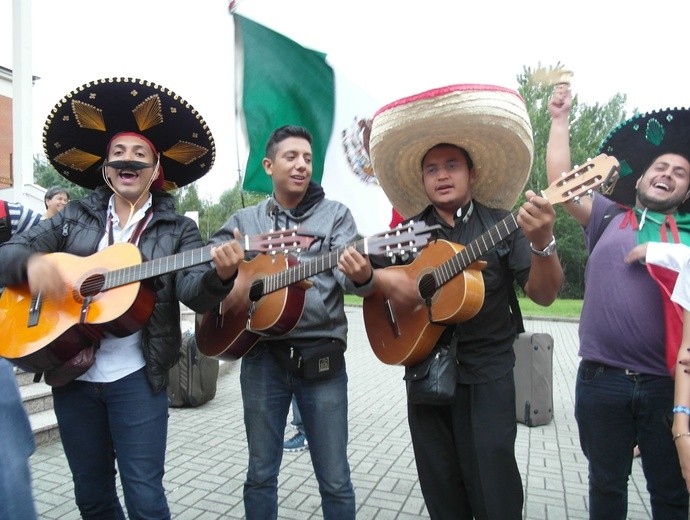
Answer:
[{"xmin": 403, "ymin": 335, "xmax": 458, "ymax": 406}]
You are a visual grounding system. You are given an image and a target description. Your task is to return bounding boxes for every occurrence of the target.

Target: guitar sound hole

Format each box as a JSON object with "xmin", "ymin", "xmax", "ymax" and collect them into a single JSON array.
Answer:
[
  {"xmin": 79, "ymin": 273, "xmax": 106, "ymax": 298},
  {"xmin": 249, "ymin": 279, "xmax": 264, "ymax": 302},
  {"xmin": 418, "ymin": 273, "xmax": 437, "ymax": 300}
]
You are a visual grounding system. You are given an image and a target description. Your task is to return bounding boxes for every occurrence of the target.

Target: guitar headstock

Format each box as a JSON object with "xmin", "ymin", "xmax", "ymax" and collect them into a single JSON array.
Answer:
[
  {"xmin": 542, "ymin": 154, "xmax": 620, "ymax": 205},
  {"xmin": 365, "ymin": 222, "xmax": 441, "ymax": 257},
  {"xmin": 245, "ymin": 229, "xmax": 317, "ymax": 254}
]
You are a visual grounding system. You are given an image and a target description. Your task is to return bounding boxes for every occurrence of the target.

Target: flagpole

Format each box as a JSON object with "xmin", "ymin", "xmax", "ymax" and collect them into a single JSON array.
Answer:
[{"xmin": 229, "ymin": 2, "xmax": 247, "ymax": 208}]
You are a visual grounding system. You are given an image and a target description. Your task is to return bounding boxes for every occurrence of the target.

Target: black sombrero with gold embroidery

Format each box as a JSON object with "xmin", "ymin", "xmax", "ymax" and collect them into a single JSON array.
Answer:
[
  {"xmin": 43, "ymin": 77, "xmax": 215, "ymax": 190},
  {"xmin": 599, "ymin": 107, "xmax": 690, "ymax": 212}
]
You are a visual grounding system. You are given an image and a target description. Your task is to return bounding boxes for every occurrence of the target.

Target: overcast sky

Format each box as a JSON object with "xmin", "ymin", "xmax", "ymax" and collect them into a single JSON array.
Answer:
[{"xmin": 2, "ymin": 0, "xmax": 689, "ymax": 232}]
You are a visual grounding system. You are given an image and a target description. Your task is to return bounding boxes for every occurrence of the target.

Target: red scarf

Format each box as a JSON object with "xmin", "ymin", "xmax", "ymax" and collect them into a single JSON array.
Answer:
[{"xmin": 621, "ymin": 209, "xmax": 685, "ymax": 376}]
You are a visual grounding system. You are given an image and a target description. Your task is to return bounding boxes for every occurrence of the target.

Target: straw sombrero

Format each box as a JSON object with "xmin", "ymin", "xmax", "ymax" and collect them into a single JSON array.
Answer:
[
  {"xmin": 369, "ymin": 84, "xmax": 534, "ymax": 219},
  {"xmin": 43, "ymin": 77, "xmax": 215, "ymax": 190},
  {"xmin": 599, "ymin": 108, "xmax": 690, "ymax": 213}
]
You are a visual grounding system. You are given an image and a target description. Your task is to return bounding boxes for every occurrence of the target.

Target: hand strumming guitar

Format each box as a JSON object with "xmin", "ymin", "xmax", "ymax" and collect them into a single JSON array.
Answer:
[{"xmin": 27, "ymin": 254, "xmax": 66, "ymax": 301}]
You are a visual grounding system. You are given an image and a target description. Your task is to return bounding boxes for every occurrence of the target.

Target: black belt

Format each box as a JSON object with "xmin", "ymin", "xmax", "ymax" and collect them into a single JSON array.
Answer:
[{"xmin": 582, "ymin": 360, "xmax": 640, "ymax": 377}]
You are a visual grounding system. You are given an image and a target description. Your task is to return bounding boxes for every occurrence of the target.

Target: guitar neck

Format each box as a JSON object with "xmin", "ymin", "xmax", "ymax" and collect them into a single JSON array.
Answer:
[
  {"xmin": 433, "ymin": 210, "xmax": 520, "ymax": 287},
  {"xmin": 100, "ymin": 228, "xmax": 316, "ymax": 291},
  {"xmin": 103, "ymin": 245, "xmax": 216, "ymax": 290},
  {"xmin": 258, "ymin": 238, "xmax": 369, "ymax": 295}
]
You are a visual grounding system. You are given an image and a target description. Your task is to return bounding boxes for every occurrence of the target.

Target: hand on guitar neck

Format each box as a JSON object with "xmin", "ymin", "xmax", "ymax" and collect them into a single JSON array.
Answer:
[
  {"xmin": 338, "ymin": 246, "xmax": 375, "ymax": 288},
  {"xmin": 209, "ymin": 228, "xmax": 245, "ymax": 282},
  {"xmin": 517, "ymin": 189, "xmax": 557, "ymax": 251}
]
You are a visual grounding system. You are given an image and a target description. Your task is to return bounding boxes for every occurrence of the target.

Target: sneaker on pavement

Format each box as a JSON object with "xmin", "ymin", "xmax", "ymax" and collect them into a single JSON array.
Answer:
[{"xmin": 283, "ymin": 432, "xmax": 308, "ymax": 452}]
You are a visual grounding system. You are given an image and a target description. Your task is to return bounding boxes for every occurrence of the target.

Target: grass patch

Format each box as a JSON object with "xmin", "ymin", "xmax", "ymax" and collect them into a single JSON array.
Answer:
[
  {"xmin": 518, "ymin": 298, "xmax": 582, "ymax": 318},
  {"xmin": 345, "ymin": 295, "xmax": 582, "ymax": 319}
]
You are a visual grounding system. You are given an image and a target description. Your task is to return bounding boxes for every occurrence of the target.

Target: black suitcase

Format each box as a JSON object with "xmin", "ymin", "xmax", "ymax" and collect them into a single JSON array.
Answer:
[
  {"xmin": 168, "ymin": 331, "xmax": 219, "ymax": 407},
  {"xmin": 513, "ymin": 332, "xmax": 554, "ymax": 427}
]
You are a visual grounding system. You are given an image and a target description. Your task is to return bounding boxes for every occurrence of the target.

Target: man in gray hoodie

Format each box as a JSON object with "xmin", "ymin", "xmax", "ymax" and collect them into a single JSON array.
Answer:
[{"xmin": 208, "ymin": 125, "xmax": 374, "ymax": 520}]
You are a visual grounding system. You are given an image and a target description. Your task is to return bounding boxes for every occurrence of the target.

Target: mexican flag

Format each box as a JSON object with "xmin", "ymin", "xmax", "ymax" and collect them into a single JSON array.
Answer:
[
  {"xmin": 234, "ymin": 14, "xmax": 333, "ymax": 192},
  {"xmin": 233, "ymin": 13, "xmax": 392, "ymax": 235}
]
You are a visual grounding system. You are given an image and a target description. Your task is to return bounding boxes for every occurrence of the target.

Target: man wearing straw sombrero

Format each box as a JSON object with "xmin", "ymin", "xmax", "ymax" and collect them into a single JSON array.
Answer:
[
  {"xmin": 547, "ymin": 84, "xmax": 690, "ymax": 518},
  {"xmin": 368, "ymin": 84, "xmax": 564, "ymax": 519},
  {"xmin": 0, "ymin": 77, "xmax": 244, "ymax": 519}
]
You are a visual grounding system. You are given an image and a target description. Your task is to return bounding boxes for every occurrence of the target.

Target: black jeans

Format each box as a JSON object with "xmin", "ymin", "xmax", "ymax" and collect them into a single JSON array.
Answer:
[{"xmin": 408, "ymin": 370, "xmax": 522, "ymax": 519}]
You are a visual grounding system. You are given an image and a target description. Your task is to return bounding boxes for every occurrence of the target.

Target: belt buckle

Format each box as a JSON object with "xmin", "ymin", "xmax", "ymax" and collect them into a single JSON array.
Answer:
[{"xmin": 625, "ymin": 369, "xmax": 639, "ymax": 376}]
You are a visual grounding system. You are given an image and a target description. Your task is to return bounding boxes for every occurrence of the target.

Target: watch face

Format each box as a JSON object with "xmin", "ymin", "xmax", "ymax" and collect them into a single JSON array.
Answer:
[{"xmin": 532, "ymin": 237, "xmax": 556, "ymax": 256}]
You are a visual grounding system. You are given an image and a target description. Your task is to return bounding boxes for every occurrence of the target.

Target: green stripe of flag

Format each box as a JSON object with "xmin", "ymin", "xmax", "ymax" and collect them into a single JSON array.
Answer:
[{"xmin": 234, "ymin": 14, "xmax": 335, "ymax": 193}]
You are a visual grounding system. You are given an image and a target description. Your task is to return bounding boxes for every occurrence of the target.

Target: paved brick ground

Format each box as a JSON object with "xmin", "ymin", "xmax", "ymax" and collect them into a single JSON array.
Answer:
[{"xmin": 29, "ymin": 309, "xmax": 652, "ymax": 519}]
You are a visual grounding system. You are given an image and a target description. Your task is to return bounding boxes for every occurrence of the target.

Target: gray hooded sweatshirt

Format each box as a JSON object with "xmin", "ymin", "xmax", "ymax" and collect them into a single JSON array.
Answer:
[{"xmin": 208, "ymin": 183, "xmax": 373, "ymax": 346}]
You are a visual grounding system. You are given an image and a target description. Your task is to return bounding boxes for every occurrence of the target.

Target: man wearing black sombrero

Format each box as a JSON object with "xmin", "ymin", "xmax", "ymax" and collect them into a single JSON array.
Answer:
[
  {"xmin": 0, "ymin": 78, "xmax": 244, "ymax": 519},
  {"xmin": 369, "ymin": 84, "xmax": 564, "ymax": 519},
  {"xmin": 547, "ymin": 85, "xmax": 690, "ymax": 518}
]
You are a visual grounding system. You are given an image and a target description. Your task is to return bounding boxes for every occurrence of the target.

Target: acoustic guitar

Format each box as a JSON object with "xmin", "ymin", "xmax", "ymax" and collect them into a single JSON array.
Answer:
[
  {"xmin": 0, "ymin": 230, "xmax": 315, "ymax": 372},
  {"xmin": 195, "ymin": 221, "xmax": 440, "ymax": 360},
  {"xmin": 365, "ymin": 154, "xmax": 620, "ymax": 366}
]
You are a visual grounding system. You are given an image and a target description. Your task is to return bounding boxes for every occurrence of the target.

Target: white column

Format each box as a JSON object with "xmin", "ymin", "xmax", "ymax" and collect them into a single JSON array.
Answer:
[{"xmin": 11, "ymin": 0, "xmax": 33, "ymax": 203}]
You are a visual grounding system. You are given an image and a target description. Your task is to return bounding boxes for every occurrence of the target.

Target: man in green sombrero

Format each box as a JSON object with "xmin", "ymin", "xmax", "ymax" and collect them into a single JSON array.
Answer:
[
  {"xmin": 547, "ymin": 84, "xmax": 690, "ymax": 519},
  {"xmin": 0, "ymin": 77, "xmax": 244, "ymax": 519}
]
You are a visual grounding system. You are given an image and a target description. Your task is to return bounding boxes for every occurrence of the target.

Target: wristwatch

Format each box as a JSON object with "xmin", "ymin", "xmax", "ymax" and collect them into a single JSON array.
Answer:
[{"xmin": 530, "ymin": 236, "xmax": 557, "ymax": 257}]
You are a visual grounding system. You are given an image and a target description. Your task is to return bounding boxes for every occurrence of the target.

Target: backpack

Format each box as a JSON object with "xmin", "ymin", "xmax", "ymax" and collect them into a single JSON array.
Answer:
[{"xmin": 0, "ymin": 200, "xmax": 10, "ymax": 244}]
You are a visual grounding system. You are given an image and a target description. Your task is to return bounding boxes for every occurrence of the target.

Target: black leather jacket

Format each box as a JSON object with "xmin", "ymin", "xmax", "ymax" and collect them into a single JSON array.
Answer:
[{"xmin": 0, "ymin": 187, "xmax": 234, "ymax": 393}]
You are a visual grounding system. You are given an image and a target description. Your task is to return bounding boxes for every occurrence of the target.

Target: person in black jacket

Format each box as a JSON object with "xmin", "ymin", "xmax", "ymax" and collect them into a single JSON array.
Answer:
[{"xmin": 0, "ymin": 78, "xmax": 243, "ymax": 520}]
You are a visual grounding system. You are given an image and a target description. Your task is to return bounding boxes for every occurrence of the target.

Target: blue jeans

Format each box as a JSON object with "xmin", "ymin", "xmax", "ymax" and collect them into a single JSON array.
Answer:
[
  {"xmin": 290, "ymin": 395, "xmax": 305, "ymax": 435},
  {"xmin": 0, "ymin": 359, "xmax": 37, "ymax": 520},
  {"xmin": 240, "ymin": 344, "xmax": 355, "ymax": 520},
  {"xmin": 575, "ymin": 360, "xmax": 688, "ymax": 519},
  {"xmin": 52, "ymin": 367, "xmax": 170, "ymax": 520}
]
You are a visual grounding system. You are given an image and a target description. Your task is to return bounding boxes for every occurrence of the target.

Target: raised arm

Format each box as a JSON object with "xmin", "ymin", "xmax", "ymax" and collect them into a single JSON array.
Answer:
[{"xmin": 546, "ymin": 85, "xmax": 592, "ymax": 227}]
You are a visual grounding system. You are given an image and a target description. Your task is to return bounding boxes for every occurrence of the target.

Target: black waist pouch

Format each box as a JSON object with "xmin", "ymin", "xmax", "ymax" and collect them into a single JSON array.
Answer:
[{"xmin": 272, "ymin": 338, "xmax": 345, "ymax": 380}]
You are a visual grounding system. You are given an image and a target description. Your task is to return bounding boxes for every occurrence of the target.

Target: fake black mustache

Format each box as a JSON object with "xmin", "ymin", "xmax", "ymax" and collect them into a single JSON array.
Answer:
[{"xmin": 104, "ymin": 160, "xmax": 154, "ymax": 171}]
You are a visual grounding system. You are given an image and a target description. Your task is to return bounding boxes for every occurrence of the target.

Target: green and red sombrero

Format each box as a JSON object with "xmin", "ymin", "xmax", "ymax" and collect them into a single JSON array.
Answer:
[
  {"xmin": 42, "ymin": 77, "xmax": 215, "ymax": 190},
  {"xmin": 599, "ymin": 107, "xmax": 690, "ymax": 213}
]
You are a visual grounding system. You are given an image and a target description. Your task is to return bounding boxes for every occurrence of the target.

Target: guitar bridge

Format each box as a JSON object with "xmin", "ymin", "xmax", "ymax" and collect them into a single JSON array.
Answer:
[
  {"xmin": 246, "ymin": 301, "xmax": 256, "ymax": 332},
  {"xmin": 27, "ymin": 293, "xmax": 43, "ymax": 328},
  {"xmin": 79, "ymin": 295, "xmax": 93, "ymax": 324},
  {"xmin": 425, "ymin": 298, "xmax": 440, "ymax": 324},
  {"xmin": 214, "ymin": 301, "xmax": 224, "ymax": 328},
  {"xmin": 384, "ymin": 299, "xmax": 401, "ymax": 338}
]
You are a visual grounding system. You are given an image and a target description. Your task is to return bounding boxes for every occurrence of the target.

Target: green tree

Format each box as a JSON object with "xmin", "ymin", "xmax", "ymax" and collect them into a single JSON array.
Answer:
[
  {"xmin": 178, "ymin": 180, "xmax": 267, "ymax": 242},
  {"xmin": 517, "ymin": 65, "xmax": 628, "ymax": 298},
  {"xmin": 175, "ymin": 183, "xmax": 204, "ymax": 215},
  {"xmin": 33, "ymin": 156, "xmax": 90, "ymax": 200}
]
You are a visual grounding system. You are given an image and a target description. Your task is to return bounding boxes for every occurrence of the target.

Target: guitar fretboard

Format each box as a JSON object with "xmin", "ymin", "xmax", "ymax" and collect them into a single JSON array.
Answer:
[
  {"xmin": 259, "ymin": 239, "xmax": 368, "ymax": 295},
  {"xmin": 99, "ymin": 231, "xmax": 312, "ymax": 291},
  {"xmin": 432, "ymin": 211, "xmax": 519, "ymax": 287},
  {"xmin": 103, "ymin": 246, "xmax": 216, "ymax": 290},
  {"xmin": 250, "ymin": 222, "xmax": 437, "ymax": 301}
]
